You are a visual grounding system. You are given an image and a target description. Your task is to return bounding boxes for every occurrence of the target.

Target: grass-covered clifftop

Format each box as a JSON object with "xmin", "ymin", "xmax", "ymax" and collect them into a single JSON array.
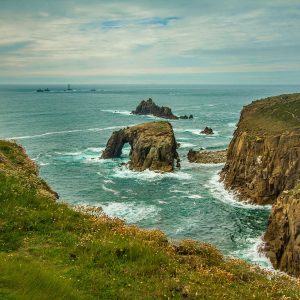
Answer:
[
  {"xmin": 1, "ymin": 140, "xmax": 300, "ymax": 299},
  {"xmin": 237, "ymin": 93, "xmax": 300, "ymax": 136}
]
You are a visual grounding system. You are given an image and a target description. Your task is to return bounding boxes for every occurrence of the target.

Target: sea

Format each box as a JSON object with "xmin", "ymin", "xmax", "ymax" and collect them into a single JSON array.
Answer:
[{"xmin": 1, "ymin": 84, "xmax": 299, "ymax": 268}]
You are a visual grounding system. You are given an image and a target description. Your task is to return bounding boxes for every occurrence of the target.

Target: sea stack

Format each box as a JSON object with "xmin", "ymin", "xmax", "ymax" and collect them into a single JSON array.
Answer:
[
  {"xmin": 220, "ymin": 93, "xmax": 300, "ymax": 276},
  {"xmin": 131, "ymin": 98, "xmax": 193, "ymax": 120},
  {"xmin": 101, "ymin": 121, "xmax": 180, "ymax": 172}
]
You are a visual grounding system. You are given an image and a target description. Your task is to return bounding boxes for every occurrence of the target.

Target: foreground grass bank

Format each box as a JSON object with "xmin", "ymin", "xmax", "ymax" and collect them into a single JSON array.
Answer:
[{"xmin": 0, "ymin": 140, "xmax": 300, "ymax": 299}]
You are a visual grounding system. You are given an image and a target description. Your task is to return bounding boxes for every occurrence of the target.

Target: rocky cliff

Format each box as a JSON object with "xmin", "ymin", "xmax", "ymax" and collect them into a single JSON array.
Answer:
[
  {"xmin": 101, "ymin": 121, "xmax": 180, "ymax": 172},
  {"xmin": 220, "ymin": 93, "xmax": 300, "ymax": 205},
  {"xmin": 264, "ymin": 185, "xmax": 300, "ymax": 276},
  {"xmin": 132, "ymin": 98, "xmax": 193, "ymax": 120},
  {"xmin": 220, "ymin": 93, "xmax": 300, "ymax": 276}
]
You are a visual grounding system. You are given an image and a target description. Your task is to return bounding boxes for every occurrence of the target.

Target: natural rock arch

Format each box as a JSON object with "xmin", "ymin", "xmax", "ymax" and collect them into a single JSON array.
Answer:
[{"xmin": 101, "ymin": 122, "xmax": 180, "ymax": 172}]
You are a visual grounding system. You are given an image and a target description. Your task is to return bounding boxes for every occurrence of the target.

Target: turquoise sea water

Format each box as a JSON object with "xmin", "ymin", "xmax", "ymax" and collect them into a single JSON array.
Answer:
[{"xmin": 1, "ymin": 84, "xmax": 299, "ymax": 267}]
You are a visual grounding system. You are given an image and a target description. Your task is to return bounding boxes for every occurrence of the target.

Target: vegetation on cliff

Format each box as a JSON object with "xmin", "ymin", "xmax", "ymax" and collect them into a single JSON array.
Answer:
[{"xmin": 1, "ymin": 139, "xmax": 300, "ymax": 299}]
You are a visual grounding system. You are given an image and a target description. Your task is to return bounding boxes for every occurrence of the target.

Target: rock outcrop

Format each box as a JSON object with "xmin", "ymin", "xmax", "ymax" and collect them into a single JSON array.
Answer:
[
  {"xmin": 264, "ymin": 187, "xmax": 300, "ymax": 277},
  {"xmin": 220, "ymin": 93, "xmax": 300, "ymax": 276},
  {"xmin": 131, "ymin": 98, "xmax": 193, "ymax": 120},
  {"xmin": 200, "ymin": 127, "xmax": 214, "ymax": 135},
  {"xmin": 101, "ymin": 121, "xmax": 180, "ymax": 172},
  {"xmin": 188, "ymin": 149, "xmax": 227, "ymax": 164}
]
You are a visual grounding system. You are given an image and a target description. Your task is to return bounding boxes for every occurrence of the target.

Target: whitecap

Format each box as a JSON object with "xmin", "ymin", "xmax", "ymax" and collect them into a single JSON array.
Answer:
[
  {"xmin": 6, "ymin": 126, "xmax": 124, "ymax": 140},
  {"xmin": 101, "ymin": 184, "xmax": 119, "ymax": 195},
  {"xmin": 227, "ymin": 122, "xmax": 237, "ymax": 127},
  {"xmin": 101, "ymin": 109, "xmax": 132, "ymax": 116},
  {"xmin": 231, "ymin": 236, "xmax": 273, "ymax": 269},
  {"xmin": 100, "ymin": 202, "xmax": 159, "ymax": 223},
  {"xmin": 178, "ymin": 142, "xmax": 196, "ymax": 148},
  {"xmin": 39, "ymin": 161, "xmax": 50, "ymax": 166},
  {"xmin": 112, "ymin": 165, "xmax": 192, "ymax": 181},
  {"xmin": 208, "ymin": 173, "xmax": 272, "ymax": 210}
]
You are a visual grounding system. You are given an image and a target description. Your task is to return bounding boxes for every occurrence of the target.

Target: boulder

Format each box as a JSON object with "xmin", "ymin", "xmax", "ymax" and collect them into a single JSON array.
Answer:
[
  {"xmin": 101, "ymin": 121, "xmax": 180, "ymax": 172},
  {"xmin": 188, "ymin": 149, "xmax": 227, "ymax": 164}
]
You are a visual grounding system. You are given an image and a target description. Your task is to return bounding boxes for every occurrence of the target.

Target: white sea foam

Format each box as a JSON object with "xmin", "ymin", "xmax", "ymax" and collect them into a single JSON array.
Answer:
[
  {"xmin": 112, "ymin": 165, "xmax": 192, "ymax": 181},
  {"xmin": 174, "ymin": 128, "xmax": 219, "ymax": 136},
  {"xmin": 208, "ymin": 173, "xmax": 272, "ymax": 210},
  {"xmin": 101, "ymin": 109, "xmax": 132, "ymax": 116},
  {"xmin": 101, "ymin": 184, "xmax": 119, "ymax": 195},
  {"xmin": 39, "ymin": 161, "xmax": 50, "ymax": 166},
  {"xmin": 227, "ymin": 122, "xmax": 237, "ymax": 127},
  {"xmin": 231, "ymin": 236, "xmax": 273, "ymax": 269},
  {"xmin": 7, "ymin": 126, "xmax": 124, "ymax": 140},
  {"xmin": 178, "ymin": 142, "xmax": 196, "ymax": 148},
  {"xmin": 100, "ymin": 202, "xmax": 159, "ymax": 223}
]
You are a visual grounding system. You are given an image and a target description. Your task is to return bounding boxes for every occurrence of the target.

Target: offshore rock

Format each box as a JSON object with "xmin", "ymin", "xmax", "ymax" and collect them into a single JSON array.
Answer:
[
  {"xmin": 200, "ymin": 127, "xmax": 214, "ymax": 135},
  {"xmin": 101, "ymin": 121, "xmax": 180, "ymax": 172},
  {"xmin": 188, "ymin": 149, "xmax": 227, "ymax": 164},
  {"xmin": 131, "ymin": 98, "xmax": 193, "ymax": 120}
]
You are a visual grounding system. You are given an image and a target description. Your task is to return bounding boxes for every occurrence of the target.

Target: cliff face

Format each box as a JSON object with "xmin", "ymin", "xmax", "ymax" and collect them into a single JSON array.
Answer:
[
  {"xmin": 188, "ymin": 149, "xmax": 227, "ymax": 164},
  {"xmin": 220, "ymin": 94, "xmax": 300, "ymax": 205},
  {"xmin": 101, "ymin": 121, "xmax": 180, "ymax": 172},
  {"xmin": 220, "ymin": 93, "xmax": 300, "ymax": 276},
  {"xmin": 264, "ymin": 187, "xmax": 300, "ymax": 276}
]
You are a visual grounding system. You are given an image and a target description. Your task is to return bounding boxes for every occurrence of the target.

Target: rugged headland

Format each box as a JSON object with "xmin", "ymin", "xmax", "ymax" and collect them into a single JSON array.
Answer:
[
  {"xmin": 1, "ymin": 139, "xmax": 300, "ymax": 299},
  {"xmin": 132, "ymin": 98, "xmax": 193, "ymax": 120},
  {"xmin": 101, "ymin": 121, "xmax": 180, "ymax": 172},
  {"xmin": 220, "ymin": 93, "xmax": 300, "ymax": 276}
]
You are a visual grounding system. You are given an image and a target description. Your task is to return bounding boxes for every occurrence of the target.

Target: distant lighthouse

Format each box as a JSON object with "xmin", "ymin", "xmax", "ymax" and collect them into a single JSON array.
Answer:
[{"xmin": 67, "ymin": 84, "xmax": 72, "ymax": 91}]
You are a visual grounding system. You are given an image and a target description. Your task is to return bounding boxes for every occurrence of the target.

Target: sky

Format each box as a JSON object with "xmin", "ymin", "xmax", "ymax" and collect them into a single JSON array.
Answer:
[{"xmin": 0, "ymin": 0, "xmax": 300, "ymax": 84}]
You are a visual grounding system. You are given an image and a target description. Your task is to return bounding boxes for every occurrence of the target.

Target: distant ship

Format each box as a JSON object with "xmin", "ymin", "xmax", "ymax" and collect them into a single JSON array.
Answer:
[{"xmin": 90, "ymin": 88, "xmax": 96, "ymax": 92}]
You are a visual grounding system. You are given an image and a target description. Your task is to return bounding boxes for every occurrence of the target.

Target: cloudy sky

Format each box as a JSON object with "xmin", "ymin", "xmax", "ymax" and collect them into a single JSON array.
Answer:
[{"xmin": 1, "ymin": 0, "xmax": 300, "ymax": 84}]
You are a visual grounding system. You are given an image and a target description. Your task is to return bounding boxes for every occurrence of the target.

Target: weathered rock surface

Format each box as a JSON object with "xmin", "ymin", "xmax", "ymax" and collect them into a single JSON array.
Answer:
[
  {"xmin": 220, "ymin": 93, "xmax": 300, "ymax": 205},
  {"xmin": 220, "ymin": 93, "xmax": 300, "ymax": 276},
  {"xmin": 200, "ymin": 127, "xmax": 214, "ymax": 135},
  {"xmin": 101, "ymin": 121, "xmax": 180, "ymax": 172},
  {"xmin": 131, "ymin": 98, "xmax": 193, "ymax": 120},
  {"xmin": 188, "ymin": 149, "xmax": 227, "ymax": 164},
  {"xmin": 264, "ymin": 187, "xmax": 300, "ymax": 277}
]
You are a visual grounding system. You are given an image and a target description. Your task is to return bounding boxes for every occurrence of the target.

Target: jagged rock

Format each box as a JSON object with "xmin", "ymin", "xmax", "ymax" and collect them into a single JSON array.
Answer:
[
  {"xmin": 220, "ymin": 93, "xmax": 300, "ymax": 276},
  {"xmin": 179, "ymin": 115, "xmax": 194, "ymax": 119},
  {"xmin": 101, "ymin": 121, "xmax": 180, "ymax": 172},
  {"xmin": 188, "ymin": 149, "xmax": 227, "ymax": 164},
  {"xmin": 131, "ymin": 98, "xmax": 193, "ymax": 120},
  {"xmin": 200, "ymin": 127, "xmax": 214, "ymax": 135},
  {"xmin": 264, "ymin": 188, "xmax": 300, "ymax": 277}
]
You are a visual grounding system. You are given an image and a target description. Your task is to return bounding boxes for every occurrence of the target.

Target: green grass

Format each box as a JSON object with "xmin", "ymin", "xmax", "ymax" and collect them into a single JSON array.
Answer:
[
  {"xmin": 1, "ymin": 140, "xmax": 300, "ymax": 299},
  {"xmin": 238, "ymin": 93, "xmax": 300, "ymax": 136}
]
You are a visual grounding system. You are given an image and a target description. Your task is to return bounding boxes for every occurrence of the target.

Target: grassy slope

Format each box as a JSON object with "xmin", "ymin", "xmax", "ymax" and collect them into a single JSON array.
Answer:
[
  {"xmin": 0, "ymin": 140, "xmax": 300, "ymax": 299},
  {"xmin": 238, "ymin": 93, "xmax": 300, "ymax": 136}
]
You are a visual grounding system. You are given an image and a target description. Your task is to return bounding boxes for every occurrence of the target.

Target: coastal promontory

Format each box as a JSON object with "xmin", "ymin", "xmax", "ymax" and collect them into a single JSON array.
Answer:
[
  {"xmin": 220, "ymin": 93, "xmax": 300, "ymax": 276},
  {"xmin": 101, "ymin": 121, "xmax": 180, "ymax": 172}
]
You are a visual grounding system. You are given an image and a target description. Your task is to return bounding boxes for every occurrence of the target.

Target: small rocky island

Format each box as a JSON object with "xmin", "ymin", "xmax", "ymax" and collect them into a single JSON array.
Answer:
[
  {"xmin": 101, "ymin": 121, "xmax": 180, "ymax": 172},
  {"xmin": 132, "ymin": 98, "xmax": 193, "ymax": 120},
  {"xmin": 200, "ymin": 127, "xmax": 214, "ymax": 135},
  {"xmin": 220, "ymin": 93, "xmax": 300, "ymax": 276},
  {"xmin": 188, "ymin": 149, "xmax": 227, "ymax": 164}
]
